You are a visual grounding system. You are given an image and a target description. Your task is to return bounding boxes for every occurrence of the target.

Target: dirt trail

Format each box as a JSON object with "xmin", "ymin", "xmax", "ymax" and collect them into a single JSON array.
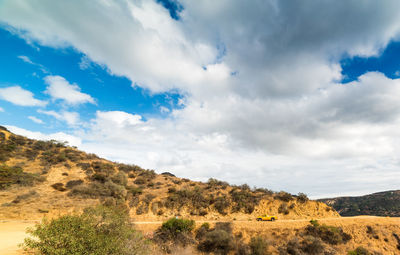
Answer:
[{"xmin": 1, "ymin": 216, "xmax": 399, "ymax": 255}]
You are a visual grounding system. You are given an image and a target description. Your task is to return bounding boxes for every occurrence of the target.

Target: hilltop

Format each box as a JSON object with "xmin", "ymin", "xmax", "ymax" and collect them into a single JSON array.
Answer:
[
  {"xmin": 319, "ymin": 190, "xmax": 400, "ymax": 217},
  {"xmin": 0, "ymin": 126, "xmax": 337, "ymax": 221}
]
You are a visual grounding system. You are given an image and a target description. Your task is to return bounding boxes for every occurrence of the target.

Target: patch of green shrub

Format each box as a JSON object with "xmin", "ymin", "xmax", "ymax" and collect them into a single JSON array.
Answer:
[
  {"xmin": 0, "ymin": 164, "xmax": 45, "ymax": 189},
  {"xmin": 305, "ymin": 220, "xmax": 352, "ymax": 245},
  {"xmin": 23, "ymin": 205, "xmax": 150, "ymax": 255},
  {"xmin": 348, "ymin": 246, "xmax": 371, "ymax": 255}
]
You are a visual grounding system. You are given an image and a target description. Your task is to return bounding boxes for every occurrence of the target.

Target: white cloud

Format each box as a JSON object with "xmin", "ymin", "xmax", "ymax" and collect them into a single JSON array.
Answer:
[
  {"xmin": 160, "ymin": 106, "xmax": 170, "ymax": 113},
  {"xmin": 3, "ymin": 1, "xmax": 400, "ymax": 196},
  {"xmin": 17, "ymin": 55, "xmax": 34, "ymax": 64},
  {"xmin": 44, "ymin": 75, "xmax": 95, "ymax": 105},
  {"xmin": 28, "ymin": 116, "xmax": 44, "ymax": 124},
  {"xmin": 5, "ymin": 125, "xmax": 81, "ymax": 147},
  {"xmin": 0, "ymin": 107, "xmax": 4, "ymax": 112},
  {"xmin": 38, "ymin": 109, "xmax": 80, "ymax": 126},
  {"xmin": 0, "ymin": 86, "xmax": 46, "ymax": 106}
]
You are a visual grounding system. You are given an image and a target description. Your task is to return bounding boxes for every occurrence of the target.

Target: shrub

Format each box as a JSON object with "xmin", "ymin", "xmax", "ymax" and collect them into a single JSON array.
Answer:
[
  {"xmin": 249, "ymin": 236, "xmax": 270, "ymax": 255},
  {"xmin": 23, "ymin": 205, "xmax": 150, "ymax": 255},
  {"xmin": 198, "ymin": 229, "xmax": 235, "ymax": 255},
  {"xmin": 76, "ymin": 162, "xmax": 91, "ymax": 171},
  {"xmin": 161, "ymin": 172, "xmax": 175, "ymax": 177},
  {"xmin": 165, "ymin": 187, "xmax": 212, "ymax": 214},
  {"xmin": 230, "ymin": 189, "xmax": 260, "ymax": 214},
  {"xmin": 278, "ymin": 203, "xmax": 289, "ymax": 215},
  {"xmin": 126, "ymin": 185, "xmax": 143, "ymax": 196},
  {"xmin": 136, "ymin": 203, "xmax": 149, "ymax": 215},
  {"xmin": 65, "ymin": 179, "xmax": 84, "ymax": 189},
  {"xmin": 117, "ymin": 164, "xmax": 144, "ymax": 173},
  {"xmin": 195, "ymin": 223, "xmax": 210, "ymax": 240},
  {"xmin": 134, "ymin": 177, "xmax": 147, "ymax": 185},
  {"xmin": 51, "ymin": 183, "xmax": 67, "ymax": 192},
  {"xmin": 305, "ymin": 220, "xmax": 351, "ymax": 245},
  {"xmin": 297, "ymin": 193, "xmax": 309, "ymax": 203},
  {"xmin": 0, "ymin": 164, "xmax": 45, "ymax": 189},
  {"xmin": 276, "ymin": 191, "xmax": 293, "ymax": 202},
  {"xmin": 301, "ymin": 236, "xmax": 325, "ymax": 254},
  {"xmin": 111, "ymin": 172, "xmax": 128, "ymax": 186},
  {"xmin": 214, "ymin": 195, "xmax": 230, "ymax": 215},
  {"xmin": 69, "ymin": 181, "xmax": 127, "ymax": 199},
  {"xmin": 161, "ymin": 218, "xmax": 195, "ymax": 237},
  {"xmin": 348, "ymin": 246, "xmax": 371, "ymax": 255},
  {"xmin": 12, "ymin": 191, "xmax": 38, "ymax": 204}
]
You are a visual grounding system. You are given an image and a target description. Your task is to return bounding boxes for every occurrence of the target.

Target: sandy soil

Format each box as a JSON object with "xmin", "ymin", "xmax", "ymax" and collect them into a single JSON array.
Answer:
[{"xmin": 2, "ymin": 216, "xmax": 399, "ymax": 255}]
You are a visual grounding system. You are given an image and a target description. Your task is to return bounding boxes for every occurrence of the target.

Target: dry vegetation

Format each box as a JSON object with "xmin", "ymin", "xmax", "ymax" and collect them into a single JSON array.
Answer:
[{"xmin": 0, "ymin": 126, "xmax": 337, "ymax": 221}]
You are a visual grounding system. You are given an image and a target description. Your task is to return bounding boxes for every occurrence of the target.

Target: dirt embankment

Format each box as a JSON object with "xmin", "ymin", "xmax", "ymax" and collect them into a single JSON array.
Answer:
[{"xmin": 2, "ymin": 216, "xmax": 400, "ymax": 255}]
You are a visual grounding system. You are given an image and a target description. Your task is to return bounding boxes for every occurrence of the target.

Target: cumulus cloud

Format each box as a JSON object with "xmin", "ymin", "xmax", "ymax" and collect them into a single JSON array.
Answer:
[
  {"xmin": 3, "ymin": 0, "xmax": 400, "ymax": 196},
  {"xmin": 0, "ymin": 86, "xmax": 46, "ymax": 106},
  {"xmin": 0, "ymin": 107, "xmax": 4, "ymax": 112},
  {"xmin": 44, "ymin": 75, "xmax": 95, "ymax": 105},
  {"xmin": 37, "ymin": 109, "xmax": 80, "ymax": 126},
  {"xmin": 28, "ymin": 116, "xmax": 44, "ymax": 124}
]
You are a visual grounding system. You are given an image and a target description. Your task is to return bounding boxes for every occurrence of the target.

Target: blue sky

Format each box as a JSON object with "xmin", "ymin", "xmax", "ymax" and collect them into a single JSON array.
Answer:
[
  {"xmin": 1, "ymin": 0, "xmax": 400, "ymax": 198},
  {"xmin": 0, "ymin": 27, "xmax": 183, "ymax": 133}
]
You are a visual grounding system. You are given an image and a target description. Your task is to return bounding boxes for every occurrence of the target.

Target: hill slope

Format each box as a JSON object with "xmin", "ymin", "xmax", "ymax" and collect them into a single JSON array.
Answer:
[
  {"xmin": 319, "ymin": 190, "xmax": 400, "ymax": 216},
  {"xmin": 0, "ymin": 126, "xmax": 338, "ymax": 220}
]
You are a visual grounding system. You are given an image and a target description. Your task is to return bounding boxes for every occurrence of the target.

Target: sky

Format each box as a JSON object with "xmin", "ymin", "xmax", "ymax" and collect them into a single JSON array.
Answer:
[{"xmin": 1, "ymin": 0, "xmax": 400, "ymax": 198}]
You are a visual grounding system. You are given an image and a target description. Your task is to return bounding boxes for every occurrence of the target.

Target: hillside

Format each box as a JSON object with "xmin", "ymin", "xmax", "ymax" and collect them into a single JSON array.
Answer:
[
  {"xmin": 319, "ymin": 190, "xmax": 400, "ymax": 217},
  {"xmin": 0, "ymin": 126, "xmax": 338, "ymax": 221}
]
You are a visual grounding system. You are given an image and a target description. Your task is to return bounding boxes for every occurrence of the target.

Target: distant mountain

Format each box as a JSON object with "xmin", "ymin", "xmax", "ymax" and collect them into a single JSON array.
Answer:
[{"xmin": 319, "ymin": 190, "xmax": 400, "ymax": 216}]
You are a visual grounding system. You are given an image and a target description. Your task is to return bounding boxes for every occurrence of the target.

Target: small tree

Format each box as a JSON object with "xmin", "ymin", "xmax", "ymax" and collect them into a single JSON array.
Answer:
[{"xmin": 23, "ymin": 205, "xmax": 150, "ymax": 255}]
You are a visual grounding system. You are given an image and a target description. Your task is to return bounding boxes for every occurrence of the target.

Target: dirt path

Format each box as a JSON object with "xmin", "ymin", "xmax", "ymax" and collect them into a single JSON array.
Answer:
[{"xmin": 1, "ymin": 216, "xmax": 399, "ymax": 255}]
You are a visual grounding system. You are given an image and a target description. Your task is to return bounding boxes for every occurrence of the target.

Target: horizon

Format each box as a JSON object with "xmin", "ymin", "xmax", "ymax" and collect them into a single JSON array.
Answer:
[{"xmin": 1, "ymin": 0, "xmax": 400, "ymax": 198}]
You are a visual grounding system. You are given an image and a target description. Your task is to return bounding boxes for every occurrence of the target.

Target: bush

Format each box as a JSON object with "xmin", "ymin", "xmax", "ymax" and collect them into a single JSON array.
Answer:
[
  {"xmin": 249, "ymin": 236, "xmax": 270, "ymax": 255},
  {"xmin": 154, "ymin": 218, "xmax": 195, "ymax": 250},
  {"xmin": 51, "ymin": 183, "xmax": 67, "ymax": 192},
  {"xmin": 230, "ymin": 189, "xmax": 260, "ymax": 214},
  {"xmin": 69, "ymin": 181, "xmax": 127, "ymax": 199},
  {"xmin": 278, "ymin": 203, "xmax": 289, "ymax": 215},
  {"xmin": 165, "ymin": 187, "xmax": 212, "ymax": 215},
  {"xmin": 0, "ymin": 164, "xmax": 45, "ymax": 189},
  {"xmin": 276, "ymin": 191, "xmax": 293, "ymax": 202},
  {"xmin": 23, "ymin": 205, "xmax": 150, "ymax": 255},
  {"xmin": 305, "ymin": 220, "xmax": 351, "ymax": 245},
  {"xmin": 134, "ymin": 177, "xmax": 147, "ymax": 185},
  {"xmin": 65, "ymin": 179, "xmax": 84, "ymax": 189},
  {"xmin": 214, "ymin": 195, "xmax": 230, "ymax": 215},
  {"xmin": 348, "ymin": 246, "xmax": 371, "ymax": 255},
  {"xmin": 12, "ymin": 190, "xmax": 38, "ymax": 204},
  {"xmin": 161, "ymin": 218, "xmax": 195, "ymax": 237},
  {"xmin": 301, "ymin": 236, "xmax": 325, "ymax": 254},
  {"xmin": 198, "ymin": 229, "xmax": 235, "ymax": 255},
  {"xmin": 297, "ymin": 193, "xmax": 309, "ymax": 203}
]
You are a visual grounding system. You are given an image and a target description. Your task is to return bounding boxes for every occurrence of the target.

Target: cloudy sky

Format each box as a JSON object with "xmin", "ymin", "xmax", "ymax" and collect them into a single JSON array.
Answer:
[{"xmin": 1, "ymin": 0, "xmax": 400, "ymax": 198}]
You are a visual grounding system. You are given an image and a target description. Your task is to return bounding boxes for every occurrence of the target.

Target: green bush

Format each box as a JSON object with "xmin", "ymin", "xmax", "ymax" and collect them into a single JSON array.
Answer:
[
  {"xmin": 23, "ymin": 205, "xmax": 150, "ymax": 255},
  {"xmin": 348, "ymin": 246, "xmax": 371, "ymax": 255},
  {"xmin": 161, "ymin": 218, "xmax": 195, "ymax": 237},
  {"xmin": 305, "ymin": 220, "xmax": 351, "ymax": 245},
  {"xmin": 249, "ymin": 236, "xmax": 270, "ymax": 255},
  {"xmin": 65, "ymin": 179, "xmax": 84, "ymax": 189},
  {"xmin": 0, "ymin": 164, "xmax": 45, "ymax": 189},
  {"xmin": 153, "ymin": 218, "xmax": 195, "ymax": 251}
]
